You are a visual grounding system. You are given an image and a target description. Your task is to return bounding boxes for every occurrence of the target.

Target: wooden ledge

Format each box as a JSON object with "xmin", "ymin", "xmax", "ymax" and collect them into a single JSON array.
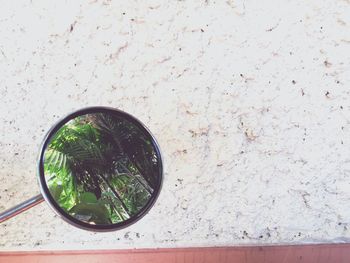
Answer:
[{"xmin": 1, "ymin": 244, "xmax": 350, "ymax": 263}]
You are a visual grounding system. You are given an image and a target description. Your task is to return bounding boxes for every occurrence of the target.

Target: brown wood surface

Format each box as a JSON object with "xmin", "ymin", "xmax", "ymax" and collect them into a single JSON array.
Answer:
[{"xmin": 1, "ymin": 244, "xmax": 350, "ymax": 263}]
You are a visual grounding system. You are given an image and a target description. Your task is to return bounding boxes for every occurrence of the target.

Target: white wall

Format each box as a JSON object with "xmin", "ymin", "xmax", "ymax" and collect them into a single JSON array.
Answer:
[{"xmin": 1, "ymin": 0, "xmax": 350, "ymax": 251}]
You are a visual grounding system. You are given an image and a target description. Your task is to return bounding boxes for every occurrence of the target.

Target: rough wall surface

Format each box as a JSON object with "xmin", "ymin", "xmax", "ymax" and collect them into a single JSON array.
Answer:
[{"xmin": 0, "ymin": 0, "xmax": 350, "ymax": 251}]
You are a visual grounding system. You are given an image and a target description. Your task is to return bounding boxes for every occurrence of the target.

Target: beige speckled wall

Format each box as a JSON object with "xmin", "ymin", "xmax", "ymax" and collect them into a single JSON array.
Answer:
[{"xmin": 1, "ymin": 0, "xmax": 350, "ymax": 251}]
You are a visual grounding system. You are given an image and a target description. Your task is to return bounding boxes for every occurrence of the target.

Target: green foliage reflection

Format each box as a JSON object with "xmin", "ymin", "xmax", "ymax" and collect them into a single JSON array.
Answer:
[{"xmin": 44, "ymin": 113, "xmax": 159, "ymax": 225}]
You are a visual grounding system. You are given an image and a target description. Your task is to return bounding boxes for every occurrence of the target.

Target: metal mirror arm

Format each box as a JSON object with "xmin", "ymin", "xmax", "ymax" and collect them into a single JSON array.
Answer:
[{"xmin": 0, "ymin": 194, "xmax": 44, "ymax": 223}]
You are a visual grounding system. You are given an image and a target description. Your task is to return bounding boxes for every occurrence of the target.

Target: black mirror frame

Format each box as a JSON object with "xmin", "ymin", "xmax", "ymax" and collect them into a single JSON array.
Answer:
[{"xmin": 37, "ymin": 106, "xmax": 163, "ymax": 232}]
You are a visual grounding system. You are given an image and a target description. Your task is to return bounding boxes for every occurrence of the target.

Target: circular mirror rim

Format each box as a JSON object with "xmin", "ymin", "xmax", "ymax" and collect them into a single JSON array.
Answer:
[{"xmin": 37, "ymin": 106, "xmax": 163, "ymax": 232}]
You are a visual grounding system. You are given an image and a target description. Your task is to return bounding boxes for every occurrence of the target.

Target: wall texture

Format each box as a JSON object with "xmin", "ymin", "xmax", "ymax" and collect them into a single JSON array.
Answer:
[{"xmin": 0, "ymin": 0, "xmax": 350, "ymax": 251}]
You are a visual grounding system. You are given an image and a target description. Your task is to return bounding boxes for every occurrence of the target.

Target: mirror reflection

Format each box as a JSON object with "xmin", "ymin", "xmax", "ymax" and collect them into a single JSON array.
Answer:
[{"xmin": 43, "ymin": 112, "xmax": 160, "ymax": 225}]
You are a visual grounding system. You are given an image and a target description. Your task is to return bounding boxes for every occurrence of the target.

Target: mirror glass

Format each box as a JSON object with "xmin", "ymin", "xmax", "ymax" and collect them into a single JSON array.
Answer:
[{"xmin": 40, "ymin": 110, "xmax": 162, "ymax": 228}]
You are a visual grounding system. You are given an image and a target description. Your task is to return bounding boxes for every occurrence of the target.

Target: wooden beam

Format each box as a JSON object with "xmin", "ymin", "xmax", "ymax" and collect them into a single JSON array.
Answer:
[{"xmin": 1, "ymin": 244, "xmax": 350, "ymax": 263}]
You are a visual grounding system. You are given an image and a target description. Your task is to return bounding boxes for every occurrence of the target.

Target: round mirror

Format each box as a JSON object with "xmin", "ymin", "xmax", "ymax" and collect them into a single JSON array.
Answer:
[{"xmin": 37, "ymin": 107, "xmax": 163, "ymax": 231}]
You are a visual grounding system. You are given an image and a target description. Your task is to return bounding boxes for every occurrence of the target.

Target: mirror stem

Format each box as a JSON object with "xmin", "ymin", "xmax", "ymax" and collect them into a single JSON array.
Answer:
[{"xmin": 0, "ymin": 194, "xmax": 44, "ymax": 223}]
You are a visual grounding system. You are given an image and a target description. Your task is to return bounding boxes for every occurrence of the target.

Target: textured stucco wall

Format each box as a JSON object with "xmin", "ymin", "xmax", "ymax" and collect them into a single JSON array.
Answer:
[{"xmin": 1, "ymin": 0, "xmax": 350, "ymax": 251}]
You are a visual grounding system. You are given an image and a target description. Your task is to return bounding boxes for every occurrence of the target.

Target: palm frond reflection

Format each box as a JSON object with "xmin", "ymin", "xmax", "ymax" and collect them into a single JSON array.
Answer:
[{"xmin": 44, "ymin": 113, "xmax": 159, "ymax": 225}]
